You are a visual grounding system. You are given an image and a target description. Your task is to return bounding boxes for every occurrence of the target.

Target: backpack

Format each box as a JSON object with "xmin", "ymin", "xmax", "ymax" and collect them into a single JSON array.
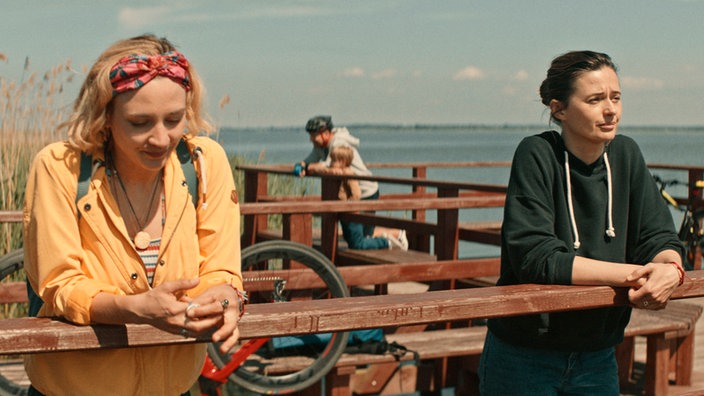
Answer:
[
  {"xmin": 271, "ymin": 327, "xmax": 417, "ymax": 361},
  {"xmin": 27, "ymin": 139, "xmax": 199, "ymax": 317}
]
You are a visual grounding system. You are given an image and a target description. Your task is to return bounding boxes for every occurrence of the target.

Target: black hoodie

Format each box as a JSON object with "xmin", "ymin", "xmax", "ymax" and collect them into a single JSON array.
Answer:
[{"xmin": 487, "ymin": 131, "xmax": 684, "ymax": 351}]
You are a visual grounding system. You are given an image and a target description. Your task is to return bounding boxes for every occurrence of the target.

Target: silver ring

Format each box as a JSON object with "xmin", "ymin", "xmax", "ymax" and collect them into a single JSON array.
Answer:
[
  {"xmin": 180, "ymin": 328, "xmax": 189, "ymax": 338},
  {"xmin": 643, "ymin": 300, "xmax": 649, "ymax": 307},
  {"xmin": 186, "ymin": 302, "xmax": 199, "ymax": 314},
  {"xmin": 221, "ymin": 299, "xmax": 229, "ymax": 309}
]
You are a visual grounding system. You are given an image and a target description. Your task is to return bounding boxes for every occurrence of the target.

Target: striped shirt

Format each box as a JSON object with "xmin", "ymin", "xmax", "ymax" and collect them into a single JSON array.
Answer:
[{"xmin": 137, "ymin": 239, "xmax": 160, "ymax": 286}]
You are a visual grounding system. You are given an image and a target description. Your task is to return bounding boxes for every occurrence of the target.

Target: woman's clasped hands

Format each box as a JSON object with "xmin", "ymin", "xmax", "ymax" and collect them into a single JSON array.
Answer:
[
  {"xmin": 135, "ymin": 278, "xmax": 243, "ymax": 354},
  {"xmin": 626, "ymin": 262, "xmax": 683, "ymax": 310}
]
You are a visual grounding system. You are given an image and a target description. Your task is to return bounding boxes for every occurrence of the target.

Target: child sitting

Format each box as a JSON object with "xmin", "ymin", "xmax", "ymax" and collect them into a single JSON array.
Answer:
[{"xmin": 329, "ymin": 146, "xmax": 408, "ymax": 250}]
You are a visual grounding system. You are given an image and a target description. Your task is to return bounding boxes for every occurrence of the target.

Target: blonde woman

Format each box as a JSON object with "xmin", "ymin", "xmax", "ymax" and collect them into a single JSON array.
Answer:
[{"xmin": 23, "ymin": 34, "xmax": 243, "ymax": 395}]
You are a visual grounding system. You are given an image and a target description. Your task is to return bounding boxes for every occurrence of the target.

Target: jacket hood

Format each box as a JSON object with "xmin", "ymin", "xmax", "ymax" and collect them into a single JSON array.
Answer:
[{"xmin": 331, "ymin": 127, "xmax": 360, "ymax": 148}]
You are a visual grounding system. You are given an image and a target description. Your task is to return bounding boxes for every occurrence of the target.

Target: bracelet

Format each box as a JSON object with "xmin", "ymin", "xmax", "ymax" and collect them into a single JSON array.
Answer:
[
  {"xmin": 228, "ymin": 284, "xmax": 248, "ymax": 319},
  {"xmin": 669, "ymin": 261, "xmax": 685, "ymax": 286}
]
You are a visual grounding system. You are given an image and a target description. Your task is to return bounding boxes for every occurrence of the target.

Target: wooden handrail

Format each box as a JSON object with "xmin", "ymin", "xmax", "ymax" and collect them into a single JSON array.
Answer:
[
  {"xmin": 0, "ymin": 211, "xmax": 21, "ymax": 223},
  {"xmin": 0, "ymin": 195, "xmax": 505, "ymax": 221},
  {"xmin": 2, "ymin": 161, "xmax": 702, "ymax": 357},
  {"xmin": 237, "ymin": 164, "xmax": 508, "ymax": 193},
  {"xmin": 238, "ymin": 162, "xmax": 704, "ymax": 172},
  {"xmin": 1, "ymin": 272, "xmax": 703, "ymax": 355}
]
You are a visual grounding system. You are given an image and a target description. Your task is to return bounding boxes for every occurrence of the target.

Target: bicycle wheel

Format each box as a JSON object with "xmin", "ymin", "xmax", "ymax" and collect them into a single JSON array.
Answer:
[
  {"xmin": 207, "ymin": 240, "xmax": 350, "ymax": 394},
  {"xmin": 0, "ymin": 249, "xmax": 29, "ymax": 396},
  {"xmin": 681, "ymin": 209, "xmax": 704, "ymax": 270}
]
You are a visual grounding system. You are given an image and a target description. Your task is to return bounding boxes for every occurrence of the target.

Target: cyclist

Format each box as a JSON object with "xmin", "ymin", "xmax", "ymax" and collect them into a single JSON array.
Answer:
[{"xmin": 294, "ymin": 115, "xmax": 407, "ymax": 250}]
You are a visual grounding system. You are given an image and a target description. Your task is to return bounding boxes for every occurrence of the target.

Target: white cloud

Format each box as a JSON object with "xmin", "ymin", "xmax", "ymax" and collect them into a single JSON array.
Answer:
[
  {"xmin": 340, "ymin": 67, "xmax": 365, "ymax": 78},
  {"xmin": 453, "ymin": 66, "xmax": 486, "ymax": 81},
  {"xmin": 118, "ymin": 6, "xmax": 175, "ymax": 29},
  {"xmin": 513, "ymin": 70, "xmax": 529, "ymax": 81},
  {"xmin": 621, "ymin": 76, "xmax": 665, "ymax": 90},
  {"xmin": 228, "ymin": 5, "xmax": 333, "ymax": 19},
  {"xmin": 502, "ymin": 85, "xmax": 519, "ymax": 96},
  {"xmin": 117, "ymin": 4, "xmax": 345, "ymax": 29},
  {"xmin": 371, "ymin": 68, "xmax": 398, "ymax": 80}
]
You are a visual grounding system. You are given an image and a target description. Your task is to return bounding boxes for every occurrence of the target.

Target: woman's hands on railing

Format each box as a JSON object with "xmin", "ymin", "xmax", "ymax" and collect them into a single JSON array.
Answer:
[
  {"xmin": 627, "ymin": 261, "xmax": 684, "ymax": 310},
  {"xmin": 184, "ymin": 283, "xmax": 243, "ymax": 354}
]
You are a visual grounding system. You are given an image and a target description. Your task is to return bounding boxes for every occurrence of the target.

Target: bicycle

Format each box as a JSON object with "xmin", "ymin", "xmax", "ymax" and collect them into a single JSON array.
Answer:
[
  {"xmin": 0, "ymin": 240, "xmax": 350, "ymax": 396},
  {"xmin": 199, "ymin": 240, "xmax": 350, "ymax": 395},
  {"xmin": 653, "ymin": 175, "xmax": 704, "ymax": 270}
]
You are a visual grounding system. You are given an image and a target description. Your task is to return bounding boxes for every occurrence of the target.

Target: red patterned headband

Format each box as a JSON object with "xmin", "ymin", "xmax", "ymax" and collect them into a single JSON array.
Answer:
[{"xmin": 109, "ymin": 51, "xmax": 191, "ymax": 95}]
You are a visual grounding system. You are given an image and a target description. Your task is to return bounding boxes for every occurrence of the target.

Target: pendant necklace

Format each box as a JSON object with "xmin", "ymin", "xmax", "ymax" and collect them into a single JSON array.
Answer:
[{"xmin": 114, "ymin": 169, "xmax": 162, "ymax": 250}]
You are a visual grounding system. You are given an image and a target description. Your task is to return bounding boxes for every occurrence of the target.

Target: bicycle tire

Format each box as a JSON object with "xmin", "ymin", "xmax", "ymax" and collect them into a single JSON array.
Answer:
[
  {"xmin": 0, "ymin": 249, "xmax": 28, "ymax": 396},
  {"xmin": 681, "ymin": 209, "xmax": 704, "ymax": 270},
  {"xmin": 207, "ymin": 240, "xmax": 350, "ymax": 394},
  {"xmin": 0, "ymin": 250, "xmax": 23, "ymax": 280}
]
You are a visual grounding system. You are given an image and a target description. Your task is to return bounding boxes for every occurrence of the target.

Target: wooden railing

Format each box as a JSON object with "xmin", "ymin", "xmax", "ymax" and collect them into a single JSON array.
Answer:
[
  {"xmin": 0, "ymin": 274, "xmax": 704, "ymax": 355},
  {"xmin": 238, "ymin": 162, "xmax": 704, "ymax": 265},
  {"xmin": 0, "ymin": 161, "xmax": 703, "ymax": 356}
]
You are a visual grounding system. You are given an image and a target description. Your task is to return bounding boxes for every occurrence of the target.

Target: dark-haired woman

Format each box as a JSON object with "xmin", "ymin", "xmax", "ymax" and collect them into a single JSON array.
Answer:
[{"xmin": 478, "ymin": 51, "xmax": 684, "ymax": 395}]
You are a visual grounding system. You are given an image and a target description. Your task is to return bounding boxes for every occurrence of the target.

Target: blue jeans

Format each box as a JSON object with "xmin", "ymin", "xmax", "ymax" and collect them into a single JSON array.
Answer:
[
  {"xmin": 340, "ymin": 220, "xmax": 389, "ymax": 249},
  {"xmin": 478, "ymin": 331, "xmax": 619, "ymax": 396},
  {"xmin": 340, "ymin": 191, "xmax": 389, "ymax": 250}
]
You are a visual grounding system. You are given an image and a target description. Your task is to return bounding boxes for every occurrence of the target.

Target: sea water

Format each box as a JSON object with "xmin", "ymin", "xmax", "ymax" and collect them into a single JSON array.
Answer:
[{"xmin": 217, "ymin": 125, "xmax": 704, "ymax": 257}]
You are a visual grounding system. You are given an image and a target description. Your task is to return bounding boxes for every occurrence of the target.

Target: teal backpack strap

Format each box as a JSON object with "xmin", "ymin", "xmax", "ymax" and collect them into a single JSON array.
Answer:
[
  {"xmin": 176, "ymin": 138, "xmax": 199, "ymax": 207},
  {"xmin": 35, "ymin": 151, "xmax": 94, "ymax": 316},
  {"xmin": 40, "ymin": 145, "xmax": 198, "ymax": 318},
  {"xmin": 76, "ymin": 151, "xmax": 93, "ymax": 206},
  {"xmin": 75, "ymin": 141, "xmax": 198, "ymax": 207}
]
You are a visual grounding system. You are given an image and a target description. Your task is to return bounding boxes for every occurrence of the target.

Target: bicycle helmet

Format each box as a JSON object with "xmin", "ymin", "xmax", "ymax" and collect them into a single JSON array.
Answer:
[{"xmin": 305, "ymin": 115, "xmax": 333, "ymax": 133}]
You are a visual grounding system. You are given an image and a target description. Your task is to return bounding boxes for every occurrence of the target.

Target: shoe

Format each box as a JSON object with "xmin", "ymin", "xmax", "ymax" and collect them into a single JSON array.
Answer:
[
  {"xmin": 385, "ymin": 230, "xmax": 409, "ymax": 251},
  {"xmin": 397, "ymin": 230, "xmax": 409, "ymax": 250}
]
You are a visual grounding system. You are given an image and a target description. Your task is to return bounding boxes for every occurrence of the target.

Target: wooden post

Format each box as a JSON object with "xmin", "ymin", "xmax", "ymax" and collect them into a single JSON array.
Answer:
[
  {"xmin": 412, "ymin": 166, "xmax": 430, "ymax": 252},
  {"xmin": 283, "ymin": 213, "xmax": 313, "ymax": 247},
  {"xmin": 242, "ymin": 169, "xmax": 269, "ymax": 248},
  {"xmin": 435, "ymin": 187, "xmax": 459, "ymax": 261},
  {"xmin": 320, "ymin": 177, "xmax": 340, "ymax": 262}
]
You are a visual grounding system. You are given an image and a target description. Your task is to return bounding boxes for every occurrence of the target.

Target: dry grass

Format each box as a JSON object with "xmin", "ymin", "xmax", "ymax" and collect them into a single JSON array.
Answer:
[{"xmin": 0, "ymin": 58, "xmax": 76, "ymax": 256}]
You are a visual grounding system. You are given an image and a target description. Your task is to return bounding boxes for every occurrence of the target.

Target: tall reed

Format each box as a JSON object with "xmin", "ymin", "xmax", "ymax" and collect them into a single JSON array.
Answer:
[
  {"xmin": 0, "ymin": 57, "xmax": 76, "ymax": 319},
  {"xmin": 229, "ymin": 152, "xmax": 312, "ymax": 230},
  {"xmin": 0, "ymin": 57, "xmax": 77, "ymax": 256}
]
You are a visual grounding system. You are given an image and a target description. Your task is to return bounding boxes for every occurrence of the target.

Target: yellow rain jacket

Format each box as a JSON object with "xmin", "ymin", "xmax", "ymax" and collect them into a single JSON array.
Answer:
[{"xmin": 23, "ymin": 136, "xmax": 242, "ymax": 395}]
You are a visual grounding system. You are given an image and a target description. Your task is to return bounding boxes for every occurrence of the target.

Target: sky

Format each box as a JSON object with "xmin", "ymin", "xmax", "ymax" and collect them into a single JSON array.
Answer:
[{"xmin": 2, "ymin": 0, "xmax": 704, "ymax": 129}]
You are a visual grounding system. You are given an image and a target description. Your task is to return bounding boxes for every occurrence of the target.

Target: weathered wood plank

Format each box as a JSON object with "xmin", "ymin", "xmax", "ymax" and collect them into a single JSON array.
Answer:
[
  {"xmin": 239, "ymin": 196, "xmax": 506, "ymax": 216},
  {"xmin": 0, "ymin": 272, "xmax": 703, "ymax": 355},
  {"xmin": 0, "ymin": 282, "xmax": 27, "ymax": 304},
  {"xmin": 0, "ymin": 212, "xmax": 22, "ymax": 223},
  {"xmin": 0, "ymin": 259, "xmax": 499, "ymax": 295}
]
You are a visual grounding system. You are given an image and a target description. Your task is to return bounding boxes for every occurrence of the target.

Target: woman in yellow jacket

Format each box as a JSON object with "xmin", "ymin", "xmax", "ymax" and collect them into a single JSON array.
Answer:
[{"xmin": 23, "ymin": 34, "xmax": 243, "ymax": 395}]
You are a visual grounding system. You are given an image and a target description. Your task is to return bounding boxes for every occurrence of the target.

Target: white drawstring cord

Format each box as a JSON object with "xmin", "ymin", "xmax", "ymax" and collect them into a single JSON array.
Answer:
[
  {"xmin": 603, "ymin": 152, "xmax": 616, "ymax": 238},
  {"xmin": 563, "ymin": 150, "xmax": 616, "ymax": 251},
  {"xmin": 564, "ymin": 151, "xmax": 581, "ymax": 250}
]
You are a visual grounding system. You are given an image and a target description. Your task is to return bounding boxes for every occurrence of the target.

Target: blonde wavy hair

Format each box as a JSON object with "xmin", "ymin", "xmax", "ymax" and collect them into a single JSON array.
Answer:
[{"xmin": 64, "ymin": 34, "xmax": 214, "ymax": 155}]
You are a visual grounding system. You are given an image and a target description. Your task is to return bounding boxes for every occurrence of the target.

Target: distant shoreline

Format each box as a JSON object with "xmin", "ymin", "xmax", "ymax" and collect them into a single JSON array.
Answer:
[{"xmin": 220, "ymin": 123, "xmax": 704, "ymax": 132}]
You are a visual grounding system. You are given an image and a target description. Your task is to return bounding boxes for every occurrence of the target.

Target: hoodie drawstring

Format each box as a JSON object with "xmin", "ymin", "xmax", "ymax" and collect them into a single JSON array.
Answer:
[
  {"xmin": 563, "ymin": 151, "xmax": 615, "ymax": 251},
  {"xmin": 603, "ymin": 152, "xmax": 616, "ymax": 238}
]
